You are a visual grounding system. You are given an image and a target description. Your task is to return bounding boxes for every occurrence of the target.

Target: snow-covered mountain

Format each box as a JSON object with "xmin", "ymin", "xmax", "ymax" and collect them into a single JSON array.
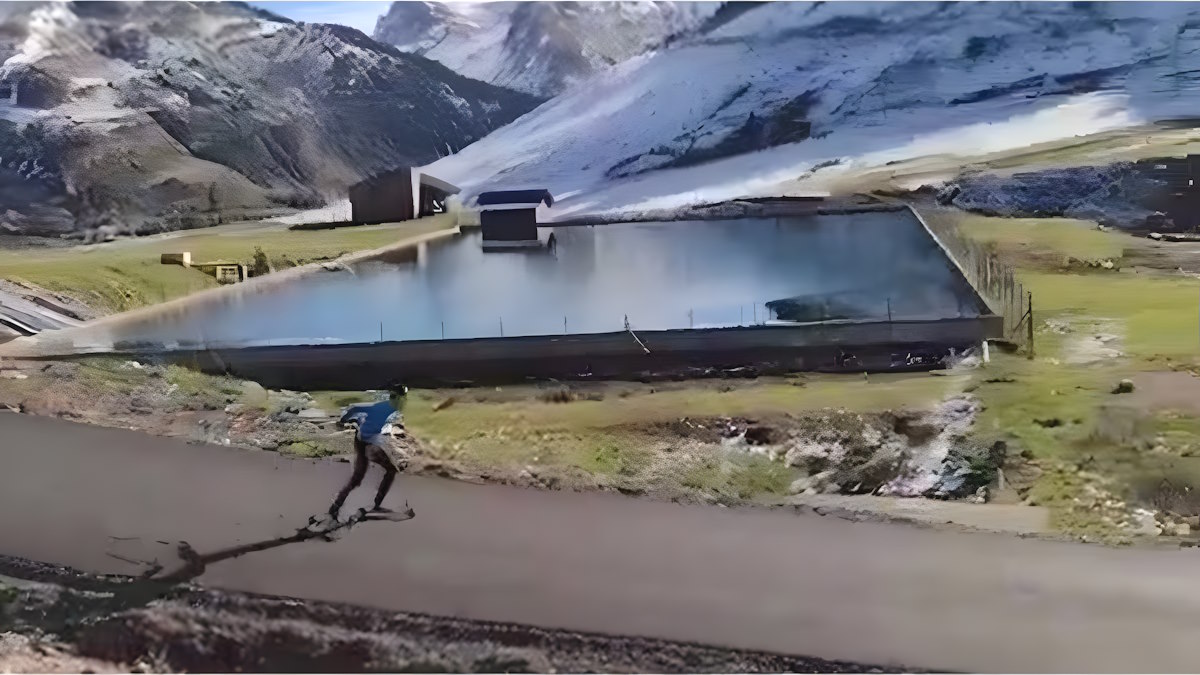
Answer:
[
  {"xmin": 425, "ymin": 1, "xmax": 1200, "ymax": 220},
  {"xmin": 373, "ymin": 1, "xmax": 719, "ymax": 97},
  {"xmin": 0, "ymin": 1, "xmax": 538, "ymax": 237}
]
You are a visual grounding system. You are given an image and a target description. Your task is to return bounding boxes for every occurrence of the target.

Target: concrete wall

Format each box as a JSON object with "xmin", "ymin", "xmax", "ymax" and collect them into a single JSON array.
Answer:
[{"xmin": 166, "ymin": 315, "xmax": 1002, "ymax": 389}]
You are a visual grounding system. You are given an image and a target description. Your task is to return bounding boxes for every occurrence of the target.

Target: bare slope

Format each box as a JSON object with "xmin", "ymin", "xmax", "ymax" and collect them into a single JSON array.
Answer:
[
  {"xmin": 0, "ymin": 2, "xmax": 538, "ymax": 238},
  {"xmin": 374, "ymin": 1, "xmax": 717, "ymax": 97}
]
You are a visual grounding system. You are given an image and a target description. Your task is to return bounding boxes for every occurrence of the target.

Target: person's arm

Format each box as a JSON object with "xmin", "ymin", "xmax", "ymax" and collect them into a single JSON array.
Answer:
[{"xmin": 339, "ymin": 404, "xmax": 369, "ymax": 427}]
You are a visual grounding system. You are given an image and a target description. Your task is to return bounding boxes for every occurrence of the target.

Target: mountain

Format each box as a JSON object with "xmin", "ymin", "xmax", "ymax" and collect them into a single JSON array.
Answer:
[
  {"xmin": 373, "ymin": 1, "xmax": 718, "ymax": 97},
  {"xmin": 424, "ymin": 1, "xmax": 1200, "ymax": 220},
  {"xmin": 0, "ymin": 1, "xmax": 539, "ymax": 238}
]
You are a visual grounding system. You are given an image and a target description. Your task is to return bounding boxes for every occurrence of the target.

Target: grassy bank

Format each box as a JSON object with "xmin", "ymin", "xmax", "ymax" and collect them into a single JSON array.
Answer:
[
  {"xmin": 943, "ymin": 210, "xmax": 1200, "ymax": 540},
  {"xmin": 394, "ymin": 373, "xmax": 962, "ymax": 502},
  {"xmin": 0, "ymin": 216, "xmax": 453, "ymax": 313}
]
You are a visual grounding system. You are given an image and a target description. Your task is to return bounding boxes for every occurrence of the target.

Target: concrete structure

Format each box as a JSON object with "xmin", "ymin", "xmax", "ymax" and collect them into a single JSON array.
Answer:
[
  {"xmin": 160, "ymin": 252, "xmax": 192, "ymax": 267},
  {"xmin": 349, "ymin": 168, "xmax": 459, "ymax": 225},
  {"xmin": 163, "ymin": 316, "xmax": 1001, "ymax": 389},
  {"xmin": 477, "ymin": 189, "xmax": 553, "ymax": 250},
  {"xmin": 160, "ymin": 251, "xmax": 245, "ymax": 284}
]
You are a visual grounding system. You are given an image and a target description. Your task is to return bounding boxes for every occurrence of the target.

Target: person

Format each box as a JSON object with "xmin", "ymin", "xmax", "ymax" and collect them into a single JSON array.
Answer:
[{"xmin": 329, "ymin": 382, "xmax": 411, "ymax": 519}]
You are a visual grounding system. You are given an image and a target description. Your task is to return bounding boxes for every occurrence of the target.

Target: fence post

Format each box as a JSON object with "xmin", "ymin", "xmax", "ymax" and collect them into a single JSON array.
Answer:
[
  {"xmin": 441, "ymin": 321, "xmax": 445, "ymax": 340},
  {"xmin": 887, "ymin": 297, "xmax": 892, "ymax": 322},
  {"xmin": 380, "ymin": 322, "xmax": 384, "ymax": 343},
  {"xmin": 1026, "ymin": 291, "xmax": 1034, "ymax": 360},
  {"xmin": 499, "ymin": 316, "xmax": 504, "ymax": 337},
  {"xmin": 564, "ymin": 315, "xmax": 568, "ymax": 334}
]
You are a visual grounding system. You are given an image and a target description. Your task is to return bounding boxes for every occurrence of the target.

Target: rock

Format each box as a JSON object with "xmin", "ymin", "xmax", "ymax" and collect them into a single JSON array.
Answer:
[
  {"xmin": 433, "ymin": 396, "xmax": 457, "ymax": 412},
  {"xmin": 935, "ymin": 183, "xmax": 961, "ymax": 205},
  {"xmin": 297, "ymin": 408, "xmax": 330, "ymax": 420},
  {"xmin": 1177, "ymin": 522, "xmax": 1192, "ymax": 537},
  {"xmin": 1112, "ymin": 379, "xmax": 1135, "ymax": 394},
  {"xmin": 966, "ymin": 485, "xmax": 990, "ymax": 504},
  {"xmin": 789, "ymin": 470, "xmax": 836, "ymax": 495},
  {"xmin": 0, "ymin": 371, "xmax": 28, "ymax": 380},
  {"xmin": 744, "ymin": 425, "xmax": 778, "ymax": 446},
  {"xmin": 1149, "ymin": 231, "xmax": 1163, "ymax": 240}
]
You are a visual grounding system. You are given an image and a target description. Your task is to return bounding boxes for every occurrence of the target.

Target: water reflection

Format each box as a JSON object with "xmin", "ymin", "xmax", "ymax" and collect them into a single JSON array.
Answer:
[{"xmin": 112, "ymin": 213, "xmax": 983, "ymax": 349}]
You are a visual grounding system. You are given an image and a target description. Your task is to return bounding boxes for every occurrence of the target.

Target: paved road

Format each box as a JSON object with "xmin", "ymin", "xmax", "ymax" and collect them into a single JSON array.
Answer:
[{"xmin": 3, "ymin": 412, "xmax": 1200, "ymax": 672}]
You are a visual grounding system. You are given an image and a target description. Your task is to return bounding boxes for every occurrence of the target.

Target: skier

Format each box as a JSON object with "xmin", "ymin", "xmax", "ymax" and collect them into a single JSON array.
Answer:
[{"xmin": 329, "ymin": 382, "xmax": 412, "ymax": 519}]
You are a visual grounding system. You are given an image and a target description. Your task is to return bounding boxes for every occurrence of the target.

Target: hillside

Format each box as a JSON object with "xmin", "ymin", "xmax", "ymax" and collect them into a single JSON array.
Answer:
[
  {"xmin": 0, "ymin": 1, "xmax": 539, "ymax": 238},
  {"xmin": 373, "ymin": 1, "xmax": 717, "ymax": 97},
  {"xmin": 423, "ymin": 1, "xmax": 1200, "ymax": 220}
]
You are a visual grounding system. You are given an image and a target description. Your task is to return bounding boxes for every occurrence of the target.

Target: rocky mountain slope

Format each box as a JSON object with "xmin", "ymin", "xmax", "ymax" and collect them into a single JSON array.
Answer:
[
  {"xmin": 423, "ymin": 1, "xmax": 1200, "ymax": 220},
  {"xmin": 0, "ymin": 2, "xmax": 538, "ymax": 238},
  {"xmin": 373, "ymin": 1, "xmax": 718, "ymax": 97}
]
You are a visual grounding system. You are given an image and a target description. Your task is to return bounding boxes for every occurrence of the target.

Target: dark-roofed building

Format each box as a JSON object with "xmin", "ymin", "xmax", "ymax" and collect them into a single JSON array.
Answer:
[
  {"xmin": 1135, "ymin": 155, "xmax": 1200, "ymax": 231},
  {"xmin": 349, "ymin": 168, "xmax": 460, "ymax": 225},
  {"xmin": 477, "ymin": 189, "xmax": 553, "ymax": 250}
]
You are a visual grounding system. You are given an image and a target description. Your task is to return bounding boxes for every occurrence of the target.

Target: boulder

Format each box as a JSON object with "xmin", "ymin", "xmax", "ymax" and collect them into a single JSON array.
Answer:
[{"xmin": 1111, "ymin": 379, "xmax": 1135, "ymax": 394}]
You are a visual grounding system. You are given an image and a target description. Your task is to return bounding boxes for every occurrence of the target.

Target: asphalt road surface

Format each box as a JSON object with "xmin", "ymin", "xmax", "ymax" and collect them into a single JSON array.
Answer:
[{"xmin": 3, "ymin": 411, "xmax": 1200, "ymax": 673}]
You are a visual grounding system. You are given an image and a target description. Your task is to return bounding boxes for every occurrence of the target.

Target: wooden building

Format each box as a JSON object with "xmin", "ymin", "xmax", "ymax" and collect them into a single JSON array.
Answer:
[
  {"xmin": 349, "ymin": 168, "xmax": 459, "ymax": 225},
  {"xmin": 476, "ymin": 189, "xmax": 554, "ymax": 250}
]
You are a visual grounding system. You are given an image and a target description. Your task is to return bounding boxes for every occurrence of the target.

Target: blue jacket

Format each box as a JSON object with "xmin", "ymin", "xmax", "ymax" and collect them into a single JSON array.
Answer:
[{"xmin": 340, "ymin": 400, "xmax": 402, "ymax": 445}]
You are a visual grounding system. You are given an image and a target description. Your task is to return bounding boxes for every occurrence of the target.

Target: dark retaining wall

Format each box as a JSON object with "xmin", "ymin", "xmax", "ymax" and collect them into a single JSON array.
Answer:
[{"xmin": 163, "ymin": 316, "xmax": 1002, "ymax": 389}]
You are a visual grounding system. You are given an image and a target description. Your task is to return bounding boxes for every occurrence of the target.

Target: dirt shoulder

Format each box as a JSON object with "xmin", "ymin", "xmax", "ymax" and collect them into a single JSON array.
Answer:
[{"xmin": 0, "ymin": 557, "xmax": 898, "ymax": 674}]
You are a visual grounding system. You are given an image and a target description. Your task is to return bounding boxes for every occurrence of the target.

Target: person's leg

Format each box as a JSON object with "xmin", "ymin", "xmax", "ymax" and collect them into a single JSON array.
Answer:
[
  {"xmin": 329, "ymin": 439, "xmax": 368, "ymax": 517},
  {"xmin": 366, "ymin": 443, "xmax": 399, "ymax": 511}
]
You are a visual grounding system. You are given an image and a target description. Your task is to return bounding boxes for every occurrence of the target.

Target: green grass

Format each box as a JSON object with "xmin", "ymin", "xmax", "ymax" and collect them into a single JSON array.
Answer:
[
  {"xmin": 165, "ymin": 364, "xmax": 244, "ymax": 411},
  {"xmin": 1021, "ymin": 271, "xmax": 1198, "ymax": 362},
  {"xmin": 0, "ymin": 216, "xmax": 453, "ymax": 313},
  {"xmin": 948, "ymin": 210, "xmax": 1200, "ymax": 535},
  {"xmin": 308, "ymin": 390, "xmax": 376, "ymax": 414},
  {"xmin": 405, "ymin": 374, "xmax": 959, "ymax": 444},
  {"xmin": 280, "ymin": 439, "xmax": 342, "ymax": 458},
  {"xmin": 955, "ymin": 216, "xmax": 1124, "ymax": 265},
  {"xmin": 728, "ymin": 455, "xmax": 796, "ymax": 500},
  {"xmin": 573, "ymin": 441, "xmax": 652, "ymax": 477}
]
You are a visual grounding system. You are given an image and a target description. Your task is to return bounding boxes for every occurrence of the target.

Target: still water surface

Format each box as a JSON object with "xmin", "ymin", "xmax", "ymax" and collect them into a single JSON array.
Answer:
[{"xmin": 115, "ymin": 213, "xmax": 982, "ymax": 348}]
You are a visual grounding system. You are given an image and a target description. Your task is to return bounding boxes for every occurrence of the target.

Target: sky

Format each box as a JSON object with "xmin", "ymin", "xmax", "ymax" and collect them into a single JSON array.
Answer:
[{"xmin": 249, "ymin": 1, "xmax": 393, "ymax": 35}]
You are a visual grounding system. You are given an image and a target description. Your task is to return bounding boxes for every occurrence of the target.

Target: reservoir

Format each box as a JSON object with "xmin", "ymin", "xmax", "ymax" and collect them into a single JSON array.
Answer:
[{"xmin": 100, "ymin": 211, "xmax": 986, "ymax": 350}]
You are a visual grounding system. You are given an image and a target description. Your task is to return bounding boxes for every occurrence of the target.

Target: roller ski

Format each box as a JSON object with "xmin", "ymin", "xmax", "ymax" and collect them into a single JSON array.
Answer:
[{"xmin": 360, "ymin": 502, "xmax": 416, "ymax": 522}]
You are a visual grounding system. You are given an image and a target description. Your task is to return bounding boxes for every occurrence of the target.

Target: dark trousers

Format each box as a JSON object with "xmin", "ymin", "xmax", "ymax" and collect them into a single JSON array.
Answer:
[{"xmin": 330, "ymin": 437, "xmax": 399, "ymax": 515}]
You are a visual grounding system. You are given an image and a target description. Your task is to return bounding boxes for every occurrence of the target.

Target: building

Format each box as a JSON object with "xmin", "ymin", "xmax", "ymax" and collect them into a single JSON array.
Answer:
[
  {"xmin": 0, "ymin": 76, "xmax": 18, "ymax": 106},
  {"xmin": 1135, "ymin": 155, "xmax": 1200, "ymax": 231},
  {"xmin": 161, "ymin": 251, "xmax": 246, "ymax": 284},
  {"xmin": 349, "ymin": 168, "xmax": 459, "ymax": 225},
  {"xmin": 476, "ymin": 189, "xmax": 554, "ymax": 250}
]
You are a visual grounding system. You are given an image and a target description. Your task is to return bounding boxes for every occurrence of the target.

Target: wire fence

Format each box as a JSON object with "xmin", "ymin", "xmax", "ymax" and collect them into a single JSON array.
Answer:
[{"xmin": 914, "ymin": 206, "xmax": 1033, "ymax": 354}]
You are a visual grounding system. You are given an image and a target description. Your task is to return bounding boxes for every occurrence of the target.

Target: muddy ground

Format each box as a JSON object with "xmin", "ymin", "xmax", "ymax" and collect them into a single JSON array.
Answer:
[{"xmin": 0, "ymin": 556, "xmax": 898, "ymax": 674}]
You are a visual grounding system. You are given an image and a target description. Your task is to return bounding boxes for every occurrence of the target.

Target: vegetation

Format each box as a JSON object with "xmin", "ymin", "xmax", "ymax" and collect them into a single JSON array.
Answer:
[
  {"xmin": 0, "ymin": 216, "xmax": 454, "ymax": 314},
  {"xmin": 949, "ymin": 209, "xmax": 1200, "ymax": 540}
]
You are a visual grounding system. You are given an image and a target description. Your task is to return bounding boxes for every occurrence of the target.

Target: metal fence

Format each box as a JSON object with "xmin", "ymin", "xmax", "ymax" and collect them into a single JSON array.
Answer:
[{"xmin": 910, "ymin": 205, "xmax": 1033, "ymax": 355}]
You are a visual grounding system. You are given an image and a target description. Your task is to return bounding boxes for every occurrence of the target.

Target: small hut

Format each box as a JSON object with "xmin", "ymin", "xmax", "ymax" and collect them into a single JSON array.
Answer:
[{"xmin": 476, "ymin": 189, "xmax": 554, "ymax": 250}]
